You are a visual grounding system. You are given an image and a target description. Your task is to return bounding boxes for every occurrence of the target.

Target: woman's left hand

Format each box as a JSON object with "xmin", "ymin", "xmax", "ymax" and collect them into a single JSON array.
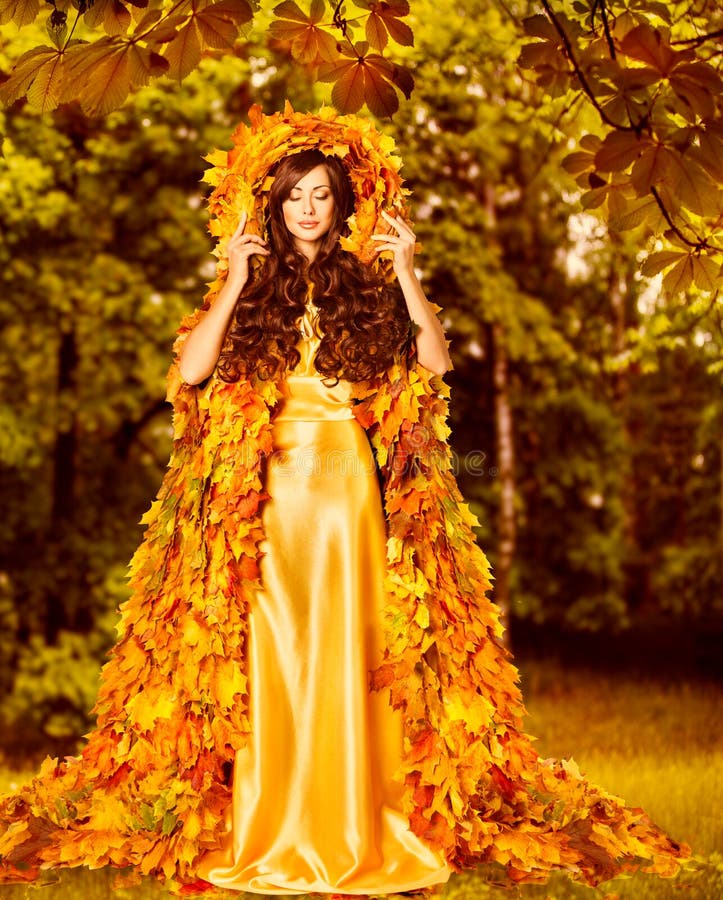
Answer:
[{"xmin": 371, "ymin": 210, "xmax": 417, "ymax": 277}]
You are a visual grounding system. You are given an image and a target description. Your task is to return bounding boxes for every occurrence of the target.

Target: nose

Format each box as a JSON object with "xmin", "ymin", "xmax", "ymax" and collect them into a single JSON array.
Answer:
[{"xmin": 304, "ymin": 194, "xmax": 315, "ymax": 215}]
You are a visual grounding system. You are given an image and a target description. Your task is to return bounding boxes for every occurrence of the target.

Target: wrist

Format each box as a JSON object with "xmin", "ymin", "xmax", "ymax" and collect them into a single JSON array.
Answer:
[
  {"xmin": 396, "ymin": 265, "xmax": 419, "ymax": 287},
  {"xmin": 222, "ymin": 273, "xmax": 247, "ymax": 298}
]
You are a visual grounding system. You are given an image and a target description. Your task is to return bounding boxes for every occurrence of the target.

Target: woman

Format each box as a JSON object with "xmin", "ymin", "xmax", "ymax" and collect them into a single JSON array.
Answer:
[
  {"xmin": 0, "ymin": 106, "xmax": 693, "ymax": 897},
  {"xmin": 181, "ymin": 148, "xmax": 455, "ymax": 895}
]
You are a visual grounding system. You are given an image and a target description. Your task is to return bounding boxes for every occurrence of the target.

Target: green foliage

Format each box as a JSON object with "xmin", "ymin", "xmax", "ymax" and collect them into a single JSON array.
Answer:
[
  {"xmin": 0, "ymin": 50, "xmax": 260, "ymax": 748},
  {"xmin": 512, "ymin": 388, "xmax": 630, "ymax": 628}
]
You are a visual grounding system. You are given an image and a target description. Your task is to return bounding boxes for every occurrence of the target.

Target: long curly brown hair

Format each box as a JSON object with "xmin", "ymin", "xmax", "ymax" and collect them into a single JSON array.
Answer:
[{"xmin": 216, "ymin": 149, "xmax": 413, "ymax": 385}]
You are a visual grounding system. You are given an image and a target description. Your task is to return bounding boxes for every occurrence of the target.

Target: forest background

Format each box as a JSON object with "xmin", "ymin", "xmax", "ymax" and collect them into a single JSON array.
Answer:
[{"xmin": 0, "ymin": 0, "xmax": 721, "ymax": 897}]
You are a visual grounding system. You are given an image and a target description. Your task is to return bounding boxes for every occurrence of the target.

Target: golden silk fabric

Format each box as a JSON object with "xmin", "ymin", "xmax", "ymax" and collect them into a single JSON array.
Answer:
[{"xmin": 197, "ymin": 301, "xmax": 452, "ymax": 894}]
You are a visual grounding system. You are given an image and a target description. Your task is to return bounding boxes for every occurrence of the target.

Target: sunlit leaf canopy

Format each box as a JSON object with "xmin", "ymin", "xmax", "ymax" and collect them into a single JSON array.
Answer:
[
  {"xmin": 0, "ymin": 0, "xmax": 415, "ymax": 118},
  {"xmin": 520, "ymin": 0, "xmax": 723, "ymax": 300},
  {"xmin": 1, "ymin": 0, "xmax": 721, "ymax": 302}
]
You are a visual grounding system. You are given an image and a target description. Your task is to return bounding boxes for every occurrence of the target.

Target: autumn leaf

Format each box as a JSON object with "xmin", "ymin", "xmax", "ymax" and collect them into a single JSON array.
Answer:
[
  {"xmin": 83, "ymin": 0, "xmax": 132, "ymax": 36},
  {"xmin": 619, "ymin": 23, "xmax": 683, "ymax": 76},
  {"xmin": 319, "ymin": 41, "xmax": 412, "ymax": 118},
  {"xmin": 163, "ymin": 19, "xmax": 203, "ymax": 80},
  {"xmin": 0, "ymin": 45, "xmax": 63, "ymax": 109},
  {"xmin": 61, "ymin": 37, "xmax": 169, "ymax": 117},
  {"xmin": 356, "ymin": 0, "xmax": 413, "ymax": 52},
  {"xmin": 194, "ymin": 0, "xmax": 250, "ymax": 49},
  {"xmin": 662, "ymin": 254, "xmax": 694, "ymax": 296},
  {"xmin": 269, "ymin": 0, "xmax": 338, "ymax": 64},
  {"xmin": 595, "ymin": 131, "xmax": 652, "ymax": 173},
  {"xmin": 640, "ymin": 250, "xmax": 688, "ymax": 278},
  {"xmin": 0, "ymin": 0, "xmax": 39, "ymax": 26}
]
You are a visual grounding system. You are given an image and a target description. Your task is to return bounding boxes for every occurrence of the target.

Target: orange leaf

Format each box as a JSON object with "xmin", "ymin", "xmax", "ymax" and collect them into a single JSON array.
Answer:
[{"xmin": 363, "ymin": 0, "xmax": 413, "ymax": 50}]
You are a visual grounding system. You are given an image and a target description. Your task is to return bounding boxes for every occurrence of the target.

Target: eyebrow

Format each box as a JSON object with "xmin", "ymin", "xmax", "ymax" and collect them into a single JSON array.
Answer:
[{"xmin": 290, "ymin": 183, "xmax": 331, "ymax": 191}]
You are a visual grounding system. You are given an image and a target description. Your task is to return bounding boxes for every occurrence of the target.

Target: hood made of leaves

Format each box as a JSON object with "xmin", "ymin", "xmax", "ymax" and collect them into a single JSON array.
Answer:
[{"xmin": 201, "ymin": 101, "xmax": 410, "ymax": 280}]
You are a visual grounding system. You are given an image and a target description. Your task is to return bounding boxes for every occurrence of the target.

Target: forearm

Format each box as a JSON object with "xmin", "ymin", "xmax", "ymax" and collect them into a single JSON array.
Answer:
[
  {"xmin": 396, "ymin": 269, "xmax": 452, "ymax": 375},
  {"xmin": 179, "ymin": 277, "xmax": 245, "ymax": 385}
]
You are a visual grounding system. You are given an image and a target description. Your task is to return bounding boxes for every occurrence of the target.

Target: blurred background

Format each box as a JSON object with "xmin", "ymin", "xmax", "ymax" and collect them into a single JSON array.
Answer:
[{"xmin": 0, "ymin": 0, "xmax": 721, "ymax": 897}]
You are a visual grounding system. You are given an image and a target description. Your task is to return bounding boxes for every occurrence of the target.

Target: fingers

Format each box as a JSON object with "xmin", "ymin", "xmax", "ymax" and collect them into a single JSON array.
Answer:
[
  {"xmin": 380, "ymin": 209, "xmax": 415, "ymax": 236},
  {"xmin": 229, "ymin": 233, "xmax": 268, "ymax": 247},
  {"xmin": 231, "ymin": 211, "xmax": 248, "ymax": 238},
  {"xmin": 231, "ymin": 241, "xmax": 270, "ymax": 258}
]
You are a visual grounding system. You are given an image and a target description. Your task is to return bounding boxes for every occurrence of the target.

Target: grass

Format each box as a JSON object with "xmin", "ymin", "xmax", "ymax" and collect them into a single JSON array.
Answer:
[{"xmin": 1, "ymin": 658, "xmax": 721, "ymax": 899}]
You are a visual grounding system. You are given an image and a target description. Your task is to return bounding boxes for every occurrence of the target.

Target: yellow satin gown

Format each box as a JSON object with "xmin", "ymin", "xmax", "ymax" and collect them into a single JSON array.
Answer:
[{"xmin": 197, "ymin": 299, "xmax": 453, "ymax": 895}]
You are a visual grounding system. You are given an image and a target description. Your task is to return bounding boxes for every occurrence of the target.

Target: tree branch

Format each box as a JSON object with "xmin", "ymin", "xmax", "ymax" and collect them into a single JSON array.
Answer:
[
  {"xmin": 592, "ymin": 0, "xmax": 616, "ymax": 59},
  {"xmin": 672, "ymin": 28, "xmax": 723, "ymax": 47},
  {"xmin": 650, "ymin": 186, "xmax": 710, "ymax": 251},
  {"xmin": 539, "ymin": 0, "xmax": 637, "ymax": 132}
]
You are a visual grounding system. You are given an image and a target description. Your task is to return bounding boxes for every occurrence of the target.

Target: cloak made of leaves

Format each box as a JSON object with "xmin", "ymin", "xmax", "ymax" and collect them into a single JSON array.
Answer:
[{"xmin": 0, "ymin": 343, "xmax": 693, "ymax": 894}]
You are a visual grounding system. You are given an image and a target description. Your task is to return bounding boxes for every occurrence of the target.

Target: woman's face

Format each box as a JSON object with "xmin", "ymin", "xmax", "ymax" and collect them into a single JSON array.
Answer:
[{"xmin": 281, "ymin": 163, "xmax": 335, "ymax": 260}]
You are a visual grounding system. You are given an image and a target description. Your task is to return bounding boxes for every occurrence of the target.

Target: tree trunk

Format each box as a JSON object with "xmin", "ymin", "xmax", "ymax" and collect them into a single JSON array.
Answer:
[
  {"xmin": 482, "ymin": 181, "xmax": 515, "ymax": 647},
  {"xmin": 608, "ymin": 245, "xmax": 644, "ymax": 615},
  {"xmin": 51, "ymin": 329, "xmax": 78, "ymax": 526},
  {"xmin": 491, "ymin": 321, "xmax": 516, "ymax": 647}
]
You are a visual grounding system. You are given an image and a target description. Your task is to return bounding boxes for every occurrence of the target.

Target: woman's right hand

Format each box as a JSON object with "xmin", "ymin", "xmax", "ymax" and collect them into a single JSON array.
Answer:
[{"xmin": 227, "ymin": 212, "xmax": 270, "ymax": 289}]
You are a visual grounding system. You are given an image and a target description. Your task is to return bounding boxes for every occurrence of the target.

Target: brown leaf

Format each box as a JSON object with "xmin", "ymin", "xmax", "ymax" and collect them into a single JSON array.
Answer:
[
  {"xmin": 608, "ymin": 195, "xmax": 660, "ymax": 231},
  {"xmin": 654, "ymin": 148, "xmax": 721, "ymax": 218},
  {"xmin": 595, "ymin": 131, "xmax": 651, "ymax": 173},
  {"xmin": 163, "ymin": 21, "xmax": 202, "ymax": 80},
  {"xmin": 619, "ymin": 23, "xmax": 682, "ymax": 76},
  {"xmin": 522, "ymin": 13, "xmax": 560, "ymax": 42},
  {"xmin": 640, "ymin": 250, "xmax": 687, "ymax": 278},
  {"xmin": 662, "ymin": 255, "xmax": 694, "ymax": 295},
  {"xmin": 25, "ymin": 48, "xmax": 65, "ymax": 111},
  {"xmin": 691, "ymin": 255, "xmax": 720, "ymax": 292},
  {"xmin": 562, "ymin": 150, "xmax": 595, "ymax": 176},
  {"xmin": 329, "ymin": 58, "xmax": 366, "ymax": 113},
  {"xmin": 694, "ymin": 125, "xmax": 723, "ymax": 181},
  {"xmin": 0, "ymin": 0, "xmax": 40, "ymax": 27},
  {"xmin": 61, "ymin": 37, "xmax": 135, "ymax": 116},
  {"xmin": 668, "ymin": 62, "xmax": 721, "ymax": 122},
  {"xmin": 195, "ymin": 0, "xmax": 251, "ymax": 49},
  {"xmin": 269, "ymin": 0, "xmax": 337, "ymax": 63},
  {"xmin": 364, "ymin": 0, "xmax": 413, "ymax": 50},
  {"xmin": 0, "ymin": 45, "xmax": 63, "ymax": 108}
]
